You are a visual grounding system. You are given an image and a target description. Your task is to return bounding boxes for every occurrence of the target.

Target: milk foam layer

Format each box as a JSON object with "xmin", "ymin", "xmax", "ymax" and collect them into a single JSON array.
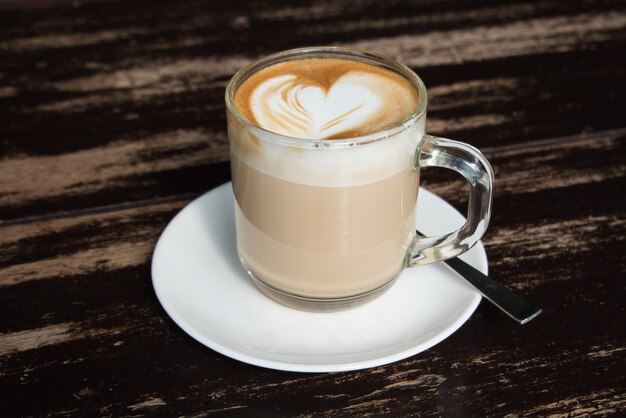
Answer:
[
  {"xmin": 235, "ymin": 59, "xmax": 418, "ymax": 139},
  {"xmin": 228, "ymin": 113, "xmax": 425, "ymax": 187}
]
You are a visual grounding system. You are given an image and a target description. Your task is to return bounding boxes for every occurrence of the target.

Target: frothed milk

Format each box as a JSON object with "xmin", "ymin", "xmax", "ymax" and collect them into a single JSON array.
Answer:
[{"xmin": 229, "ymin": 56, "xmax": 424, "ymax": 300}]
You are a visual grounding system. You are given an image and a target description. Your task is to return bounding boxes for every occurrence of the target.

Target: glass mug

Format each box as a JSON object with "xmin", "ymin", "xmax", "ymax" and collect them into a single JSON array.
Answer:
[{"xmin": 225, "ymin": 47, "xmax": 493, "ymax": 311}]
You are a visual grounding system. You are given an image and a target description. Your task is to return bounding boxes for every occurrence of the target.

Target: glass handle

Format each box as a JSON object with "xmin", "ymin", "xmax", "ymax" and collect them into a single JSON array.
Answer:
[{"xmin": 408, "ymin": 134, "xmax": 494, "ymax": 266}]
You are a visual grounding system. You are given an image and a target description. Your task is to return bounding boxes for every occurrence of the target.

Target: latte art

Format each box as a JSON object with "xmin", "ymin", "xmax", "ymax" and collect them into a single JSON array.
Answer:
[
  {"xmin": 235, "ymin": 59, "xmax": 418, "ymax": 139},
  {"xmin": 252, "ymin": 73, "xmax": 381, "ymax": 139}
]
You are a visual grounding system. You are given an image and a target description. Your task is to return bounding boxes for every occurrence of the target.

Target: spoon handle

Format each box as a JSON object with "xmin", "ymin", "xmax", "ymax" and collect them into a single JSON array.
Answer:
[{"xmin": 441, "ymin": 255, "xmax": 542, "ymax": 324}]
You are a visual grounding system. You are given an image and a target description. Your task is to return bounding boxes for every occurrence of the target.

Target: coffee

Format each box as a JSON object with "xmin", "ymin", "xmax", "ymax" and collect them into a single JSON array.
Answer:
[
  {"xmin": 231, "ymin": 152, "xmax": 419, "ymax": 298},
  {"xmin": 229, "ymin": 57, "xmax": 423, "ymax": 300},
  {"xmin": 234, "ymin": 58, "xmax": 418, "ymax": 139},
  {"xmin": 227, "ymin": 48, "xmax": 494, "ymax": 310}
]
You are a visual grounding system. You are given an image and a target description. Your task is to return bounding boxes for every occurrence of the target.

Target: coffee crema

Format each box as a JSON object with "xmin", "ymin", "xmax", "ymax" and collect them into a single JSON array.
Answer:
[{"xmin": 234, "ymin": 58, "xmax": 419, "ymax": 139}]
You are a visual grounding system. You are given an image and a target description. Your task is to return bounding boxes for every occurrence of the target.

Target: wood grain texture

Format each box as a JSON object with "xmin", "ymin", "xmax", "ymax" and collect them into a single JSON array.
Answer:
[{"xmin": 0, "ymin": 0, "xmax": 625, "ymax": 416}]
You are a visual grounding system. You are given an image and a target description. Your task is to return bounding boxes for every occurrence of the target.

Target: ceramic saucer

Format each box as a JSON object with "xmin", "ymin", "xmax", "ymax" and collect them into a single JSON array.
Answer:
[{"xmin": 151, "ymin": 182, "xmax": 485, "ymax": 372}]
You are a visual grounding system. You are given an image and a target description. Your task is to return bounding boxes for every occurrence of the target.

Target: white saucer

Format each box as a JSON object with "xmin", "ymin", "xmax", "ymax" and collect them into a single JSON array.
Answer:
[{"xmin": 152, "ymin": 182, "xmax": 485, "ymax": 372}]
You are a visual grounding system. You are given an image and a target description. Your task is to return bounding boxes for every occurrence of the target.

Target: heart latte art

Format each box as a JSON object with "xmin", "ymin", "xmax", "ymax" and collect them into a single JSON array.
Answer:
[{"xmin": 234, "ymin": 59, "xmax": 418, "ymax": 139}]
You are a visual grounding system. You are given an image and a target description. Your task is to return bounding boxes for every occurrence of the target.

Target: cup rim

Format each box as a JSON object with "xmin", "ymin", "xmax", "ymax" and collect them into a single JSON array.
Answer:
[{"xmin": 224, "ymin": 46, "xmax": 428, "ymax": 149}]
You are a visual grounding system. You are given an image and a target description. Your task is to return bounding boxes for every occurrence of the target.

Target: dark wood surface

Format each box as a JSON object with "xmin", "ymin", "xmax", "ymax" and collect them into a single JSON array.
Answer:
[{"xmin": 1, "ymin": 1, "xmax": 625, "ymax": 416}]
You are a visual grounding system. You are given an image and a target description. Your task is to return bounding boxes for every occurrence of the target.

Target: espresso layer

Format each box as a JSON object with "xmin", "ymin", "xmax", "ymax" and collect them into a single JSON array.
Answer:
[{"xmin": 235, "ymin": 58, "xmax": 418, "ymax": 139}]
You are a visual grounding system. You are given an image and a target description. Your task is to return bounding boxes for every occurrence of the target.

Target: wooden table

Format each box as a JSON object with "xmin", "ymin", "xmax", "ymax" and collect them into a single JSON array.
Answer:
[{"xmin": 1, "ymin": 1, "xmax": 625, "ymax": 416}]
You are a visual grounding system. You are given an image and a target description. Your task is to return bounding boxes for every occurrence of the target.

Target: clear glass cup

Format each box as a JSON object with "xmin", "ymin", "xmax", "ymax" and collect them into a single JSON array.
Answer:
[{"xmin": 225, "ymin": 46, "xmax": 493, "ymax": 311}]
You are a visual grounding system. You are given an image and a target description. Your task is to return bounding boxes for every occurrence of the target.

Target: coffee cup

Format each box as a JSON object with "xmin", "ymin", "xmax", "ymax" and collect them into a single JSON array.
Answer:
[{"xmin": 225, "ymin": 46, "xmax": 493, "ymax": 311}]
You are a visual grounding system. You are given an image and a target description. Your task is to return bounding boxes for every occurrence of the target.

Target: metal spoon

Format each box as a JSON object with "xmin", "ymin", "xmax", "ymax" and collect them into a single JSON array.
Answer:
[{"xmin": 417, "ymin": 229, "xmax": 542, "ymax": 324}]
